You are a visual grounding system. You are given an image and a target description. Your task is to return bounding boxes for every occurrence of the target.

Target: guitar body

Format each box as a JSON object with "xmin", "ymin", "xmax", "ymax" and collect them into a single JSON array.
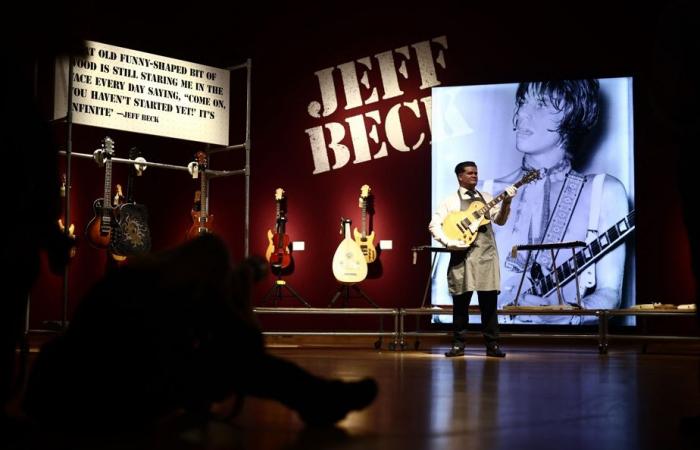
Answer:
[
  {"xmin": 269, "ymin": 232, "xmax": 292, "ymax": 268},
  {"xmin": 187, "ymin": 210, "xmax": 214, "ymax": 239},
  {"xmin": 110, "ymin": 203, "xmax": 152, "ymax": 256},
  {"xmin": 353, "ymin": 228, "xmax": 377, "ymax": 263},
  {"xmin": 85, "ymin": 199, "xmax": 111, "ymax": 249},
  {"xmin": 442, "ymin": 201, "xmax": 491, "ymax": 246},
  {"xmin": 332, "ymin": 237, "xmax": 368, "ymax": 284}
]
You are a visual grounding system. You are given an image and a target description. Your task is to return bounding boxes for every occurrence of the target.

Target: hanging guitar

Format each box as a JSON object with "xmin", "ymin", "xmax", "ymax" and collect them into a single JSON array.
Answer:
[
  {"xmin": 58, "ymin": 173, "xmax": 78, "ymax": 258},
  {"xmin": 353, "ymin": 184, "xmax": 377, "ymax": 263},
  {"xmin": 332, "ymin": 218, "xmax": 368, "ymax": 284},
  {"xmin": 266, "ymin": 188, "xmax": 291, "ymax": 269},
  {"xmin": 187, "ymin": 151, "xmax": 214, "ymax": 239},
  {"xmin": 85, "ymin": 137, "xmax": 115, "ymax": 249},
  {"xmin": 110, "ymin": 147, "xmax": 152, "ymax": 257},
  {"xmin": 442, "ymin": 169, "xmax": 541, "ymax": 247}
]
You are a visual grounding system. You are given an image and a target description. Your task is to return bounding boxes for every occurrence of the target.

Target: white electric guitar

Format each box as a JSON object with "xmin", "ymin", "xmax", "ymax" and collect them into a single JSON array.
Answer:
[{"xmin": 332, "ymin": 218, "xmax": 368, "ymax": 284}]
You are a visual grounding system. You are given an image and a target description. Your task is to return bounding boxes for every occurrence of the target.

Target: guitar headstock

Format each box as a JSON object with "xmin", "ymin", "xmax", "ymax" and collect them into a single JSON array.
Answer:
[
  {"xmin": 359, "ymin": 184, "xmax": 371, "ymax": 207},
  {"xmin": 195, "ymin": 151, "xmax": 208, "ymax": 170},
  {"xmin": 274, "ymin": 188, "xmax": 285, "ymax": 202},
  {"xmin": 520, "ymin": 169, "xmax": 542, "ymax": 186},
  {"xmin": 128, "ymin": 146, "xmax": 141, "ymax": 161},
  {"xmin": 102, "ymin": 136, "xmax": 114, "ymax": 158}
]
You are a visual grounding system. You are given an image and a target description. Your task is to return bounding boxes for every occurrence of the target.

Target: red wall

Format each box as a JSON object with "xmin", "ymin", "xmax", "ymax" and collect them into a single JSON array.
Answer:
[{"xmin": 29, "ymin": 6, "xmax": 697, "ymax": 332}]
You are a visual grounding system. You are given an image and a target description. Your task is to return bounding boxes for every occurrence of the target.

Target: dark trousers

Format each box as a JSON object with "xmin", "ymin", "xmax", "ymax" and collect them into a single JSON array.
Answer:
[{"xmin": 452, "ymin": 290, "xmax": 499, "ymax": 345}]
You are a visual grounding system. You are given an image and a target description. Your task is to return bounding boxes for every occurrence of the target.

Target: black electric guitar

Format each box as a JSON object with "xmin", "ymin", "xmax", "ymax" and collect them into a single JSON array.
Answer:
[
  {"xmin": 504, "ymin": 210, "xmax": 636, "ymax": 304},
  {"xmin": 110, "ymin": 147, "xmax": 152, "ymax": 257},
  {"xmin": 85, "ymin": 137, "xmax": 115, "ymax": 249},
  {"xmin": 442, "ymin": 170, "xmax": 541, "ymax": 247}
]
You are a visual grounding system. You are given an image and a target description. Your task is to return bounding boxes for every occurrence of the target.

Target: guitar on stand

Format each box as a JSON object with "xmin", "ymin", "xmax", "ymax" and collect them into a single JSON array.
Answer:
[
  {"xmin": 266, "ymin": 188, "xmax": 291, "ymax": 270},
  {"xmin": 85, "ymin": 137, "xmax": 115, "ymax": 249},
  {"xmin": 329, "ymin": 218, "xmax": 377, "ymax": 307},
  {"xmin": 261, "ymin": 188, "xmax": 310, "ymax": 307},
  {"xmin": 353, "ymin": 184, "xmax": 377, "ymax": 263},
  {"xmin": 110, "ymin": 147, "xmax": 152, "ymax": 259},
  {"xmin": 187, "ymin": 151, "xmax": 214, "ymax": 239}
]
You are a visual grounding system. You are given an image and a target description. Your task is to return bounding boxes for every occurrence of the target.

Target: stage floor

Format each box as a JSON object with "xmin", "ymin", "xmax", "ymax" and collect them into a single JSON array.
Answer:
[{"xmin": 7, "ymin": 338, "xmax": 700, "ymax": 450}]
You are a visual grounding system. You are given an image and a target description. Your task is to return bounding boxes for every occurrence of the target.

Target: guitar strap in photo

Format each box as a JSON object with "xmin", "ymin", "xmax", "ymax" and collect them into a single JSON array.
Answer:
[
  {"xmin": 533, "ymin": 172, "xmax": 586, "ymax": 270},
  {"xmin": 578, "ymin": 173, "xmax": 606, "ymax": 295}
]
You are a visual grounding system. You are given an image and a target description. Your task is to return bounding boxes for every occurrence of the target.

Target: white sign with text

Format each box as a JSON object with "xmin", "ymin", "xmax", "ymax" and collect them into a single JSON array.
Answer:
[{"xmin": 54, "ymin": 41, "xmax": 230, "ymax": 146}]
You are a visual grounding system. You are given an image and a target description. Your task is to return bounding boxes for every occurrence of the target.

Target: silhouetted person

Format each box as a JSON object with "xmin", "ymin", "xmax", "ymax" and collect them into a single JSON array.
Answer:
[
  {"xmin": 1, "ymin": 9, "xmax": 78, "ymax": 427},
  {"xmin": 23, "ymin": 234, "xmax": 377, "ymax": 429}
]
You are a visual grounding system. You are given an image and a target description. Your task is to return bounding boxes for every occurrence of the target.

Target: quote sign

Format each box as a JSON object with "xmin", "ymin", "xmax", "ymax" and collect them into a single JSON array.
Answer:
[{"xmin": 54, "ymin": 41, "xmax": 230, "ymax": 146}]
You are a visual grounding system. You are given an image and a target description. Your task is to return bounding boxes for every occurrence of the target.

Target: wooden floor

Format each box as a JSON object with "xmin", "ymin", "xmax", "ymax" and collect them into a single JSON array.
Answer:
[{"xmin": 7, "ymin": 339, "xmax": 700, "ymax": 450}]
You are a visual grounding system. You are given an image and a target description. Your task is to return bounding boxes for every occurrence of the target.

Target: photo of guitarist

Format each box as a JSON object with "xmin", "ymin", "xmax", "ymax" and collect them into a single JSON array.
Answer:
[
  {"xmin": 429, "ymin": 162, "xmax": 517, "ymax": 358},
  {"xmin": 485, "ymin": 80, "xmax": 630, "ymax": 325}
]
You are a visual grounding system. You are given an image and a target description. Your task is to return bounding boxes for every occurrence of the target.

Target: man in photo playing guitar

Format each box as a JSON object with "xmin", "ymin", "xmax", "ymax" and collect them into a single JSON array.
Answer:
[
  {"xmin": 485, "ymin": 80, "xmax": 630, "ymax": 325},
  {"xmin": 429, "ymin": 161, "xmax": 517, "ymax": 358}
]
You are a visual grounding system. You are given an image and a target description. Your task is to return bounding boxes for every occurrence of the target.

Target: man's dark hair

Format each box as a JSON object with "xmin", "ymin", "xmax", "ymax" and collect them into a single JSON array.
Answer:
[
  {"xmin": 514, "ymin": 79, "xmax": 600, "ymax": 155},
  {"xmin": 454, "ymin": 161, "xmax": 476, "ymax": 176}
]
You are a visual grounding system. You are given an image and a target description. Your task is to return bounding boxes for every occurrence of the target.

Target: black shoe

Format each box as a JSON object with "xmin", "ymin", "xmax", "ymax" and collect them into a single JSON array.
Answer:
[
  {"xmin": 444, "ymin": 344, "xmax": 465, "ymax": 358},
  {"xmin": 297, "ymin": 378, "xmax": 378, "ymax": 427},
  {"xmin": 486, "ymin": 343, "xmax": 506, "ymax": 358}
]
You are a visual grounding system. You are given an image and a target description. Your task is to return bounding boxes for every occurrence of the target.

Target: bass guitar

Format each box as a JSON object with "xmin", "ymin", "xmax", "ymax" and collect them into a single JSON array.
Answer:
[
  {"xmin": 442, "ymin": 169, "xmax": 541, "ymax": 247},
  {"xmin": 332, "ymin": 218, "xmax": 368, "ymax": 284},
  {"xmin": 110, "ymin": 147, "xmax": 152, "ymax": 257},
  {"xmin": 353, "ymin": 184, "xmax": 377, "ymax": 263},
  {"xmin": 187, "ymin": 151, "xmax": 214, "ymax": 238},
  {"xmin": 85, "ymin": 137, "xmax": 115, "ymax": 249},
  {"xmin": 266, "ymin": 188, "xmax": 291, "ymax": 269}
]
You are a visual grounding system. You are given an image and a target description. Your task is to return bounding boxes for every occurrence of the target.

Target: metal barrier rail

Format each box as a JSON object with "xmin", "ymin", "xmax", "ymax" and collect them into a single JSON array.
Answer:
[
  {"xmin": 399, "ymin": 307, "xmax": 699, "ymax": 353},
  {"xmin": 253, "ymin": 307, "xmax": 401, "ymax": 349}
]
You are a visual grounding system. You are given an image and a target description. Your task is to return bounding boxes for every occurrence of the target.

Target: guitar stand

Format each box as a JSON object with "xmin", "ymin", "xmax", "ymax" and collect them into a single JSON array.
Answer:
[
  {"xmin": 328, "ymin": 283, "xmax": 379, "ymax": 308},
  {"xmin": 261, "ymin": 272, "xmax": 311, "ymax": 307},
  {"xmin": 510, "ymin": 240, "xmax": 586, "ymax": 306}
]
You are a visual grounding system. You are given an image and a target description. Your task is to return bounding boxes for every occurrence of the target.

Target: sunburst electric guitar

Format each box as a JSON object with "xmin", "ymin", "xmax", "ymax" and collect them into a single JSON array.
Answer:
[
  {"xmin": 85, "ymin": 137, "xmax": 115, "ymax": 249},
  {"xmin": 332, "ymin": 218, "xmax": 368, "ymax": 284},
  {"xmin": 187, "ymin": 151, "xmax": 214, "ymax": 238},
  {"xmin": 266, "ymin": 188, "xmax": 291, "ymax": 269},
  {"xmin": 442, "ymin": 170, "xmax": 541, "ymax": 247},
  {"xmin": 353, "ymin": 184, "xmax": 376, "ymax": 263}
]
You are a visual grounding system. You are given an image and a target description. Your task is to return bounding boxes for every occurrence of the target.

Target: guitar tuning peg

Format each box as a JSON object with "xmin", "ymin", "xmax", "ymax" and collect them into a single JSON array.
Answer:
[
  {"xmin": 187, "ymin": 161, "xmax": 199, "ymax": 179},
  {"xmin": 133, "ymin": 156, "xmax": 147, "ymax": 176},
  {"xmin": 93, "ymin": 149, "xmax": 105, "ymax": 167}
]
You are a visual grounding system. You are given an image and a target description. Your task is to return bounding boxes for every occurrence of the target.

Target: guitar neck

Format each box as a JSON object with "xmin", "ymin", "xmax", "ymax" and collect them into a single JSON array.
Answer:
[
  {"xmin": 361, "ymin": 201, "xmax": 367, "ymax": 238},
  {"xmin": 477, "ymin": 177, "xmax": 529, "ymax": 216},
  {"xmin": 529, "ymin": 211, "xmax": 636, "ymax": 297},
  {"xmin": 199, "ymin": 171, "xmax": 207, "ymax": 218},
  {"xmin": 102, "ymin": 158, "xmax": 113, "ymax": 216}
]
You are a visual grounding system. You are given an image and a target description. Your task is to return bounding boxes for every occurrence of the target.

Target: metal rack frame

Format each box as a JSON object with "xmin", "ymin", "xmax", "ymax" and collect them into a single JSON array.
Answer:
[{"xmin": 48, "ymin": 57, "xmax": 253, "ymax": 329}]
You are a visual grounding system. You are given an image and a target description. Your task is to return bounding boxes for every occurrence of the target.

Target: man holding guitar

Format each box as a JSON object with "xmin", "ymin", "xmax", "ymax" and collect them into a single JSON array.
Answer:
[{"xmin": 429, "ymin": 161, "xmax": 517, "ymax": 358}]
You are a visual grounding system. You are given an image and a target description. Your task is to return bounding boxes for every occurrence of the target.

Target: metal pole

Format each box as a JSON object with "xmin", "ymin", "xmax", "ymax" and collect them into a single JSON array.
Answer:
[
  {"xmin": 244, "ymin": 59, "xmax": 252, "ymax": 257},
  {"xmin": 63, "ymin": 54, "xmax": 74, "ymax": 328}
]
